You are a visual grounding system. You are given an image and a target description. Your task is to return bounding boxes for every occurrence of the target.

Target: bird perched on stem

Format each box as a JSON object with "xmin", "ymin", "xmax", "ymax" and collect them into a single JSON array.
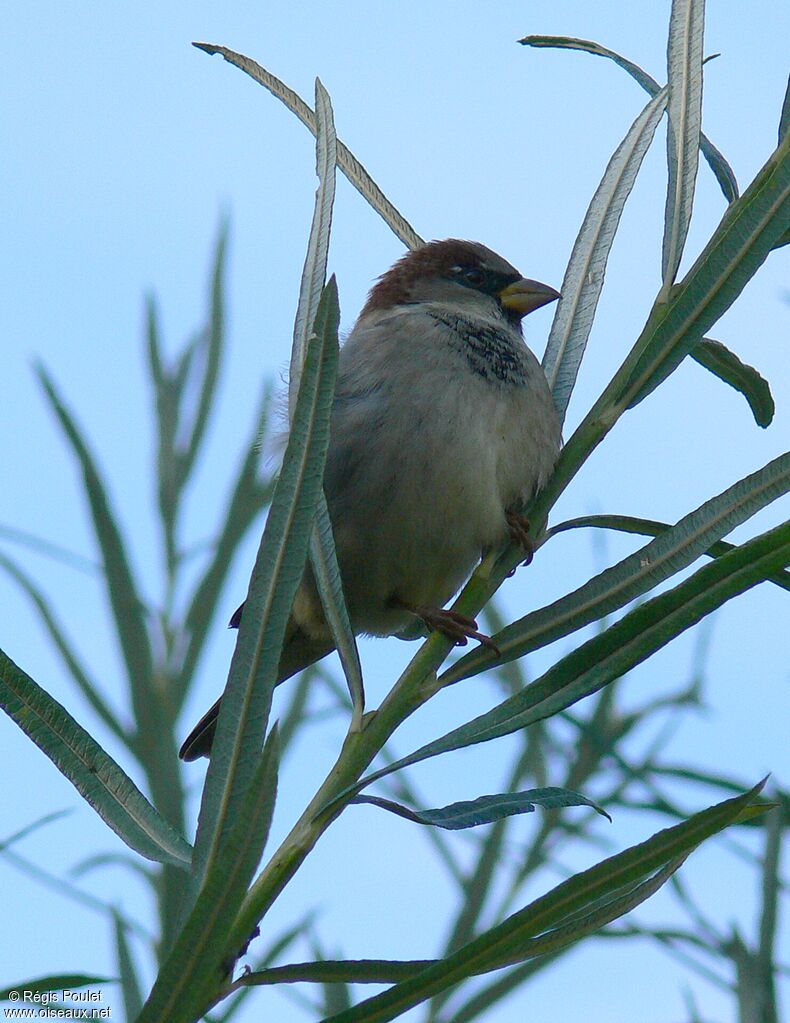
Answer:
[{"xmin": 180, "ymin": 239, "xmax": 561, "ymax": 761}]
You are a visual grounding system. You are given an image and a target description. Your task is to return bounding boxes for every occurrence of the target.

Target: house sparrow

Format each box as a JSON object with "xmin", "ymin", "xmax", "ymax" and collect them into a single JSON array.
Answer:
[{"xmin": 180, "ymin": 239, "xmax": 561, "ymax": 761}]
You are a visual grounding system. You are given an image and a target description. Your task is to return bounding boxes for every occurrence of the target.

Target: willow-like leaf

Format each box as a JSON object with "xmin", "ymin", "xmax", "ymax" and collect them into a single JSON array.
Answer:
[
  {"xmin": 622, "ymin": 128, "xmax": 790, "ymax": 406},
  {"xmin": 138, "ymin": 728, "xmax": 279, "ymax": 1023},
  {"xmin": 193, "ymin": 43, "xmax": 423, "ymax": 250},
  {"xmin": 542, "ymin": 86, "xmax": 667, "ymax": 419},
  {"xmin": 0, "ymin": 552, "xmax": 129, "ymax": 743},
  {"xmin": 237, "ymin": 960, "xmax": 433, "ymax": 987},
  {"xmin": 690, "ymin": 337, "xmax": 774, "ymax": 427},
  {"xmin": 352, "ymin": 787, "xmax": 610, "ymax": 830},
  {"xmin": 445, "ymin": 449, "xmax": 790, "ymax": 686},
  {"xmin": 114, "ymin": 912, "xmax": 144, "ymax": 1023},
  {"xmin": 344, "ymin": 520, "xmax": 790, "ymax": 796},
  {"xmin": 290, "ymin": 80, "xmax": 337, "ymax": 411},
  {"xmin": 662, "ymin": 0, "xmax": 705, "ymax": 286},
  {"xmin": 322, "ymin": 784, "xmax": 763, "ymax": 1023},
  {"xmin": 0, "ymin": 976, "xmax": 115, "ymax": 1003},
  {"xmin": 546, "ymin": 513, "xmax": 790, "ymax": 593},
  {"xmin": 0, "ymin": 810, "xmax": 71, "ymax": 852},
  {"xmin": 519, "ymin": 34, "xmax": 738, "ymax": 201},
  {"xmin": 188, "ymin": 280, "xmax": 339, "ymax": 899},
  {"xmin": 35, "ymin": 367, "xmax": 156, "ymax": 735},
  {"xmin": 289, "ymin": 78, "xmax": 363, "ymax": 723},
  {"xmin": 0, "ymin": 648, "xmax": 191, "ymax": 868},
  {"xmin": 779, "ymin": 73, "xmax": 790, "ymax": 144},
  {"xmin": 310, "ymin": 495, "xmax": 364, "ymax": 727},
  {"xmin": 177, "ymin": 384, "xmax": 274, "ymax": 698},
  {"xmin": 183, "ymin": 216, "xmax": 227, "ymax": 479}
]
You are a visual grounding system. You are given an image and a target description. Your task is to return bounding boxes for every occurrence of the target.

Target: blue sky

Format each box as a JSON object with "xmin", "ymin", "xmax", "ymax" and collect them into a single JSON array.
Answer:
[{"xmin": 2, "ymin": 4, "xmax": 788, "ymax": 1021}]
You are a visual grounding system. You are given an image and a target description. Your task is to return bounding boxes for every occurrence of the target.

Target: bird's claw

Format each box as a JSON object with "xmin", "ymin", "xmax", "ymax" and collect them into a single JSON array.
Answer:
[
  {"xmin": 506, "ymin": 511, "xmax": 535, "ymax": 566},
  {"xmin": 414, "ymin": 606, "xmax": 500, "ymax": 655}
]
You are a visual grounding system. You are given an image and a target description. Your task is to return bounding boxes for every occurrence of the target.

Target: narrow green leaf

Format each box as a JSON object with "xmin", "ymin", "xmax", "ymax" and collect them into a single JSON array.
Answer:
[
  {"xmin": 114, "ymin": 912, "xmax": 144, "ymax": 1022},
  {"xmin": 772, "ymin": 225, "xmax": 790, "ymax": 249},
  {"xmin": 35, "ymin": 367, "xmax": 156, "ymax": 731},
  {"xmin": 70, "ymin": 851, "xmax": 153, "ymax": 882},
  {"xmin": 322, "ymin": 784, "xmax": 763, "ymax": 1022},
  {"xmin": 178, "ymin": 384, "xmax": 274, "ymax": 698},
  {"xmin": 779, "ymin": 73, "xmax": 790, "ymax": 145},
  {"xmin": 0, "ymin": 647, "xmax": 192, "ymax": 868},
  {"xmin": 145, "ymin": 292, "xmax": 165, "ymax": 392},
  {"xmin": 622, "ymin": 128, "xmax": 790, "ymax": 406},
  {"xmin": 542, "ymin": 86, "xmax": 668, "ymax": 420},
  {"xmin": 0, "ymin": 523, "xmax": 99, "ymax": 573},
  {"xmin": 0, "ymin": 552, "xmax": 129, "ymax": 743},
  {"xmin": 352, "ymin": 787, "xmax": 610, "ymax": 830},
  {"xmin": 445, "ymin": 449, "xmax": 790, "ymax": 686},
  {"xmin": 193, "ymin": 43, "xmax": 423, "ymax": 250},
  {"xmin": 0, "ymin": 976, "xmax": 115, "ymax": 1002},
  {"xmin": 0, "ymin": 810, "xmax": 71, "ymax": 852},
  {"xmin": 188, "ymin": 280, "xmax": 340, "ymax": 901},
  {"xmin": 690, "ymin": 337, "xmax": 774, "ymax": 427},
  {"xmin": 0, "ymin": 845, "xmax": 150, "ymax": 938},
  {"xmin": 290, "ymin": 79, "xmax": 337, "ymax": 413},
  {"xmin": 755, "ymin": 808, "xmax": 782, "ymax": 1012},
  {"xmin": 310, "ymin": 495, "xmax": 364, "ymax": 727},
  {"xmin": 519, "ymin": 34, "xmax": 739, "ymax": 202},
  {"xmin": 137, "ymin": 727, "xmax": 279, "ymax": 1023},
  {"xmin": 147, "ymin": 293, "xmax": 181, "ymax": 554},
  {"xmin": 348, "ymin": 520, "xmax": 790, "ymax": 794},
  {"xmin": 547, "ymin": 512, "xmax": 790, "ymax": 592},
  {"xmin": 183, "ymin": 215, "xmax": 228, "ymax": 477},
  {"xmin": 238, "ymin": 960, "xmax": 434, "ymax": 987},
  {"xmin": 663, "ymin": 0, "xmax": 705, "ymax": 285},
  {"xmin": 288, "ymin": 78, "xmax": 363, "ymax": 724}
]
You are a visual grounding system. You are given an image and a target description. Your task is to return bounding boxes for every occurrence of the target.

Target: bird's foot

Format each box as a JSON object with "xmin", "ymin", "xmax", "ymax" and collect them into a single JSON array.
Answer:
[
  {"xmin": 506, "ymin": 511, "xmax": 536, "ymax": 566},
  {"xmin": 396, "ymin": 600, "xmax": 500, "ymax": 653}
]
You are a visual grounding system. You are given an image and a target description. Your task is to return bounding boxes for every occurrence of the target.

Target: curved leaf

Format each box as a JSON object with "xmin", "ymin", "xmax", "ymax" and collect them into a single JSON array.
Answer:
[
  {"xmin": 0, "ymin": 552, "xmax": 129, "ymax": 743},
  {"xmin": 690, "ymin": 337, "xmax": 775, "ymax": 427},
  {"xmin": 542, "ymin": 86, "xmax": 668, "ymax": 419},
  {"xmin": 352, "ymin": 787, "xmax": 610, "ymax": 830},
  {"xmin": 519, "ymin": 34, "xmax": 738, "ymax": 202},
  {"xmin": 546, "ymin": 513, "xmax": 790, "ymax": 593},
  {"xmin": 0, "ymin": 648, "xmax": 191, "ymax": 868},
  {"xmin": 193, "ymin": 43, "xmax": 423, "ymax": 250},
  {"xmin": 445, "ymin": 449, "xmax": 790, "ymax": 686},
  {"xmin": 349, "ymin": 520, "xmax": 790, "ymax": 792},
  {"xmin": 310, "ymin": 495, "xmax": 364, "ymax": 727},
  {"xmin": 35, "ymin": 367, "xmax": 156, "ymax": 731},
  {"xmin": 0, "ymin": 810, "xmax": 71, "ymax": 852},
  {"xmin": 323, "ymin": 784, "xmax": 764, "ymax": 1023},
  {"xmin": 622, "ymin": 128, "xmax": 790, "ymax": 406}
]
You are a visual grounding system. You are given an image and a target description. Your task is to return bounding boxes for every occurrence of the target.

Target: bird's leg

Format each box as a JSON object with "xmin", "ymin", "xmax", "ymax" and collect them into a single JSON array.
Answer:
[
  {"xmin": 506, "ymin": 510, "xmax": 536, "ymax": 566},
  {"xmin": 392, "ymin": 598, "xmax": 500, "ymax": 654}
]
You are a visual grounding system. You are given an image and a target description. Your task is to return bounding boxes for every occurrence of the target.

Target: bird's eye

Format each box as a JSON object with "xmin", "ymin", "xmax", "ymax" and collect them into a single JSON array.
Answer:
[{"xmin": 462, "ymin": 267, "xmax": 485, "ymax": 286}]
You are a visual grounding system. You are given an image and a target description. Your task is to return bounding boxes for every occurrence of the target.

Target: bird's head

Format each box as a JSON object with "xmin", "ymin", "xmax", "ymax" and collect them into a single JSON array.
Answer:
[{"xmin": 360, "ymin": 239, "xmax": 560, "ymax": 327}]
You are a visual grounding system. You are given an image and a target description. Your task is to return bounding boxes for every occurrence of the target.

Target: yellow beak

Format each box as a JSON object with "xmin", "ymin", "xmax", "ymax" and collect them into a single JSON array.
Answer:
[{"xmin": 498, "ymin": 278, "xmax": 561, "ymax": 316}]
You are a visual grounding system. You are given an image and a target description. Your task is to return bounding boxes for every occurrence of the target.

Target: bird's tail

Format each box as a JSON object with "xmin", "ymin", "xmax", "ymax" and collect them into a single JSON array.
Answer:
[{"xmin": 178, "ymin": 609, "xmax": 334, "ymax": 761}]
